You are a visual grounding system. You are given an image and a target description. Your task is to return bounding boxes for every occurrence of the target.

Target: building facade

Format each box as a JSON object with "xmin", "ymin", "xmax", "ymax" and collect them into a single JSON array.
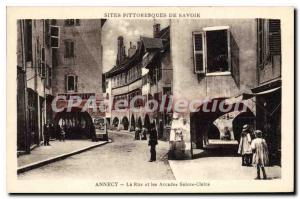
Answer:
[
  {"xmin": 170, "ymin": 19, "xmax": 281, "ymax": 161},
  {"xmin": 17, "ymin": 19, "xmax": 106, "ymax": 153},
  {"xmin": 51, "ymin": 19, "xmax": 106, "ymax": 139},
  {"xmin": 252, "ymin": 19, "xmax": 281, "ymax": 165},
  {"xmin": 17, "ymin": 19, "xmax": 53, "ymax": 153},
  {"xmin": 104, "ymin": 23, "xmax": 172, "ymax": 139}
]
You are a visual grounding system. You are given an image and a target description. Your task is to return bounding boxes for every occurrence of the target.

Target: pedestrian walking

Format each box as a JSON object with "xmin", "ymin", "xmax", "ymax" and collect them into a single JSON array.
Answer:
[
  {"xmin": 141, "ymin": 127, "xmax": 147, "ymax": 140},
  {"xmin": 148, "ymin": 123, "xmax": 158, "ymax": 162},
  {"xmin": 251, "ymin": 130, "xmax": 269, "ymax": 180},
  {"xmin": 135, "ymin": 127, "xmax": 141, "ymax": 140},
  {"xmin": 59, "ymin": 124, "xmax": 66, "ymax": 142},
  {"xmin": 43, "ymin": 120, "xmax": 51, "ymax": 146},
  {"xmin": 90, "ymin": 124, "xmax": 97, "ymax": 142},
  {"xmin": 238, "ymin": 124, "xmax": 252, "ymax": 166}
]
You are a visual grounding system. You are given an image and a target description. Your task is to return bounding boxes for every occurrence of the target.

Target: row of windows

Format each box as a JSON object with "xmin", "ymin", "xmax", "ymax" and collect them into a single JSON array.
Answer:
[
  {"xmin": 111, "ymin": 64, "xmax": 142, "ymax": 88},
  {"xmin": 112, "ymin": 90, "xmax": 143, "ymax": 109},
  {"xmin": 65, "ymin": 19, "xmax": 80, "ymax": 27}
]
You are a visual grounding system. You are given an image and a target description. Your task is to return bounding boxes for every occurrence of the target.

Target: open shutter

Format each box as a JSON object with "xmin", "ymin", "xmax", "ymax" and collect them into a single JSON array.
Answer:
[
  {"xmin": 268, "ymin": 19, "xmax": 281, "ymax": 56},
  {"xmin": 230, "ymin": 32, "xmax": 240, "ymax": 87},
  {"xmin": 75, "ymin": 76, "xmax": 78, "ymax": 92},
  {"xmin": 45, "ymin": 19, "xmax": 50, "ymax": 47},
  {"xmin": 193, "ymin": 32, "xmax": 205, "ymax": 74},
  {"xmin": 64, "ymin": 75, "xmax": 67, "ymax": 93}
]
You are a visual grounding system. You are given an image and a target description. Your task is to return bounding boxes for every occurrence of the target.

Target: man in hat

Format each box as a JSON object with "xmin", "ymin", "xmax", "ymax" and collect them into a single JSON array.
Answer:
[
  {"xmin": 238, "ymin": 124, "xmax": 252, "ymax": 166},
  {"xmin": 43, "ymin": 120, "xmax": 51, "ymax": 146},
  {"xmin": 148, "ymin": 122, "xmax": 158, "ymax": 162}
]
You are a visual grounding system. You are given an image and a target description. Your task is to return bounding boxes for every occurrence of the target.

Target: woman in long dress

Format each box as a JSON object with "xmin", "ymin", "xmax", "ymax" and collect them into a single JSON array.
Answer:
[{"xmin": 251, "ymin": 130, "xmax": 269, "ymax": 180}]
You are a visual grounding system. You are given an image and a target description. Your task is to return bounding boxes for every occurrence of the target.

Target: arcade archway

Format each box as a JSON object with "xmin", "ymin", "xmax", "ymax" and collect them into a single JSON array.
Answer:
[
  {"xmin": 112, "ymin": 117, "xmax": 119, "ymax": 128},
  {"xmin": 137, "ymin": 117, "xmax": 143, "ymax": 129},
  {"xmin": 144, "ymin": 114, "xmax": 150, "ymax": 130},
  {"xmin": 54, "ymin": 108, "xmax": 93, "ymax": 139},
  {"xmin": 122, "ymin": 117, "xmax": 129, "ymax": 130},
  {"xmin": 130, "ymin": 115, "xmax": 135, "ymax": 131},
  {"xmin": 190, "ymin": 98, "xmax": 255, "ymax": 157}
]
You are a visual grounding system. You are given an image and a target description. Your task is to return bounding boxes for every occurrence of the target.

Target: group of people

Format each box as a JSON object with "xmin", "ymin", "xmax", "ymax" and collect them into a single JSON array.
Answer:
[
  {"xmin": 238, "ymin": 124, "xmax": 269, "ymax": 180},
  {"xmin": 134, "ymin": 127, "xmax": 147, "ymax": 140},
  {"xmin": 43, "ymin": 120, "xmax": 66, "ymax": 146}
]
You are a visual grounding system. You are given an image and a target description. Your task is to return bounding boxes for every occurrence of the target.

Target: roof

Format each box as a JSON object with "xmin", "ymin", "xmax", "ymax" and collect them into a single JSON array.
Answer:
[
  {"xmin": 140, "ymin": 37, "xmax": 163, "ymax": 49},
  {"xmin": 105, "ymin": 25, "xmax": 170, "ymax": 78}
]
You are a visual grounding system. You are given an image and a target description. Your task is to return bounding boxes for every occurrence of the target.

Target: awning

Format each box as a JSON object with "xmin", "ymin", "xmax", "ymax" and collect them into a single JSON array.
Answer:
[{"xmin": 224, "ymin": 86, "xmax": 281, "ymax": 105}]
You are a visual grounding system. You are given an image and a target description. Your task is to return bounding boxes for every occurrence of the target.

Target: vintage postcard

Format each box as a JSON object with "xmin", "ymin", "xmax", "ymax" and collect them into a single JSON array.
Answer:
[{"xmin": 7, "ymin": 7, "xmax": 294, "ymax": 193}]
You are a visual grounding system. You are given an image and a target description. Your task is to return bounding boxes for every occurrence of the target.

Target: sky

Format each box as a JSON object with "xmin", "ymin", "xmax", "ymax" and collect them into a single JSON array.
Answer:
[{"xmin": 101, "ymin": 19, "xmax": 169, "ymax": 73}]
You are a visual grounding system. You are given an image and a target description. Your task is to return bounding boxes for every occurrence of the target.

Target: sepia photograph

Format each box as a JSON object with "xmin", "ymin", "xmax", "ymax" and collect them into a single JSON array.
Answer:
[{"xmin": 6, "ymin": 7, "xmax": 294, "ymax": 193}]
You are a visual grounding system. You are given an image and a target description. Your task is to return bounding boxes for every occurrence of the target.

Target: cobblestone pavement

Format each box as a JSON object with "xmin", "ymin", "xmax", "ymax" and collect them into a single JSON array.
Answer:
[{"xmin": 18, "ymin": 131, "xmax": 175, "ymax": 180}]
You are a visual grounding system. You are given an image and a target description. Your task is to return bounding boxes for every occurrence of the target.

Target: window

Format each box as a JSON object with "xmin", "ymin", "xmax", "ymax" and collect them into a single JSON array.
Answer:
[
  {"xmin": 50, "ymin": 25, "xmax": 60, "ymax": 48},
  {"xmin": 193, "ymin": 32, "xmax": 205, "ymax": 73},
  {"xmin": 193, "ymin": 26, "xmax": 231, "ymax": 75},
  {"xmin": 65, "ymin": 19, "xmax": 80, "ymax": 26},
  {"xmin": 206, "ymin": 29, "xmax": 229, "ymax": 73},
  {"xmin": 64, "ymin": 40, "xmax": 75, "ymax": 58},
  {"xmin": 257, "ymin": 19, "xmax": 281, "ymax": 68},
  {"xmin": 65, "ymin": 75, "xmax": 78, "ymax": 92}
]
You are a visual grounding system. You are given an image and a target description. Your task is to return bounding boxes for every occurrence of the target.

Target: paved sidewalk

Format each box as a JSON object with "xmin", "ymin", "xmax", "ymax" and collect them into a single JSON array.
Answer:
[
  {"xmin": 169, "ymin": 153, "xmax": 281, "ymax": 180},
  {"xmin": 18, "ymin": 140, "xmax": 109, "ymax": 173}
]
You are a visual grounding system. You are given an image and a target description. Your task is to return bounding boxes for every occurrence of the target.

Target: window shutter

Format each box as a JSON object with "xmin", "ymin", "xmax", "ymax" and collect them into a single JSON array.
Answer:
[
  {"xmin": 268, "ymin": 19, "xmax": 281, "ymax": 56},
  {"xmin": 230, "ymin": 32, "xmax": 240, "ymax": 87},
  {"xmin": 75, "ymin": 76, "xmax": 78, "ymax": 92},
  {"xmin": 45, "ymin": 20, "xmax": 50, "ymax": 47},
  {"xmin": 64, "ymin": 75, "xmax": 67, "ymax": 93},
  {"xmin": 50, "ymin": 26, "xmax": 60, "ymax": 48},
  {"xmin": 193, "ymin": 32, "xmax": 205, "ymax": 74}
]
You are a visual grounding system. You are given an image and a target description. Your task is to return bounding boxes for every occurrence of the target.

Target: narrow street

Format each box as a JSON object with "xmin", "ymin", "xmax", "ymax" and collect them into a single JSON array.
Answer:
[{"xmin": 18, "ymin": 131, "xmax": 175, "ymax": 180}]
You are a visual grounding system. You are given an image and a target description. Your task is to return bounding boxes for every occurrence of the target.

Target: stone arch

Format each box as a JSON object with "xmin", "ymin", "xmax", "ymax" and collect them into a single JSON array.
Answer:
[
  {"xmin": 53, "ymin": 108, "xmax": 93, "ymax": 139},
  {"xmin": 137, "ymin": 117, "xmax": 143, "ymax": 129},
  {"xmin": 112, "ymin": 117, "xmax": 119, "ymax": 127},
  {"xmin": 191, "ymin": 99, "xmax": 255, "ymax": 149},
  {"xmin": 232, "ymin": 110, "xmax": 255, "ymax": 142},
  {"xmin": 130, "ymin": 114, "xmax": 136, "ymax": 131},
  {"xmin": 207, "ymin": 123, "xmax": 221, "ymax": 139},
  {"xmin": 144, "ymin": 114, "xmax": 151, "ymax": 130},
  {"xmin": 121, "ymin": 116, "xmax": 129, "ymax": 130}
]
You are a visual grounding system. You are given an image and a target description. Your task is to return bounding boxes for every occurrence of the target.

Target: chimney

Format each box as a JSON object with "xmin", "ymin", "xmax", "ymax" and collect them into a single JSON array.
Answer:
[
  {"xmin": 116, "ymin": 36, "xmax": 126, "ymax": 65},
  {"xmin": 128, "ymin": 41, "xmax": 137, "ymax": 58},
  {"xmin": 153, "ymin": 23, "xmax": 161, "ymax": 38}
]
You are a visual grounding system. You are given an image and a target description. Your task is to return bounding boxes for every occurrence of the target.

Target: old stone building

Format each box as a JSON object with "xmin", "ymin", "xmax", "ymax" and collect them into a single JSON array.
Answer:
[
  {"xmin": 17, "ymin": 19, "xmax": 106, "ymax": 153},
  {"xmin": 251, "ymin": 19, "xmax": 281, "ymax": 165},
  {"xmin": 170, "ymin": 19, "xmax": 281, "ymax": 161},
  {"xmin": 17, "ymin": 19, "xmax": 53, "ymax": 153},
  {"xmin": 51, "ymin": 19, "xmax": 106, "ymax": 139},
  {"xmin": 104, "ymin": 23, "xmax": 172, "ymax": 138}
]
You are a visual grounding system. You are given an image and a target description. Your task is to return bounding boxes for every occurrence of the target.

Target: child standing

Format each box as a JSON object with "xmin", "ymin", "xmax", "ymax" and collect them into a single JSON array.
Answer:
[{"xmin": 251, "ymin": 130, "xmax": 269, "ymax": 180}]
